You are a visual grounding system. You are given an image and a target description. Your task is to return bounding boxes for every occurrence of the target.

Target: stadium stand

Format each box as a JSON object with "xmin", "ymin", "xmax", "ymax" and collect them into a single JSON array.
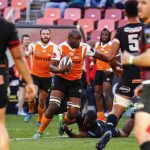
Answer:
[
  {"xmin": 105, "ymin": 8, "xmax": 123, "ymax": 21},
  {"xmin": 96, "ymin": 19, "xmax": 115, "ymax": 32},
  {"xmin": 90, "ymin": 30, "xmax": 100, "ymax": 41},
  {"xmin": 64, "ymin": 8, "xmax": 81, "ymax": 22},
  {"xmin": 57, "ymin": 19, "xmax": 74, "ymax": 26},
  {"xmin": 11, "ymin": 0, "xmax": 27, "ymax": 10},
  {"xmin": 84, "ymin": 8, "xmax": 102, "ymax": 22},
  {"xmin": 78, "ymin": 18, "xmax": 94, "ymax": 38},
  {"xmin": 44, "ymin": 8, "xmax": 61, "ymax": 22},
  {"xmin": 0, "ymin": 0, "xmax": 8, "ymax": 10},
  {"xmin": 118, "ymin": 19, "xmax": 128, "ymax": 28},
  {"xmin": 4, "ymin": 7, "xmax": 21, "ymax": 21},
  {"xmin": 36, "ymin": 17, "xmax": 54, "ymax": 25}
]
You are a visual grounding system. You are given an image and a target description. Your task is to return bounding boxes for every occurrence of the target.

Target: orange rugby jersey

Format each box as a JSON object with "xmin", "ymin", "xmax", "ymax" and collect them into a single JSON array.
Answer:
[
  {"xmin": 95, "ymin": 41, "xmax": 112, "ymax": 71},
  {"xmin": 58, "ymin": 41, "xmax": 95, "ymax": 80},
  {"xmin": 27, "ymin": 41, "xmax": 60, "ymax": 78}
]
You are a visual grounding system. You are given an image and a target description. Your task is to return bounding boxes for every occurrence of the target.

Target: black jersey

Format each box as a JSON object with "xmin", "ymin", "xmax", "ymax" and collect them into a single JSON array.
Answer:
[
  {"xmin": 76, "ymin": 113, "xmax": 106, "ymax": 138},
  {"xmin": 115, "ymin": 23, "xmax": 143, "ymax": 82},
  {"xmin": 0, "ymin": 18, "xmax": 19, "ymax": 64},
  {"xmin": 139, "ymin": 24, "xmax": 150, "ymax": 80}
]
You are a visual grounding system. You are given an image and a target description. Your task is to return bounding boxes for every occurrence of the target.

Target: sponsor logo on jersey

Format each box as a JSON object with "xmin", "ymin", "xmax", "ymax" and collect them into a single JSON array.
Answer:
[
  {"xmin": 34, "ymin": 56, "xmax": 50, "ymax": 61},
  {"xmin": 73, "ymin": 60, "xmax": 81, "ymax": 64},
  {"xmin": 124, "ymin": 26, "xmax": 142, "ymax": 33},
  {"xmin": 119, "ymin": 86, "xmax": 131, "ymax": 93}
]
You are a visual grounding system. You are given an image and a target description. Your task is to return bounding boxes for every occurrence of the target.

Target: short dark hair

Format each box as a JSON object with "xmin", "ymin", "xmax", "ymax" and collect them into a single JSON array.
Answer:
[
  {"xmin": 21, "ymin": 34, "xmax": 30, "ymax": 42},
  {"xmin": 86, "ymin": 110, "xmax": 97, "ymax": 120},
  {"xmin": 124, "ymin": 0, "xmax": 138, "ymax": 17},
  {"xmin": 40, "ymin": 28, "xmax": 51, "ymax": 35},
  {"xmin": 100, "ymin": 28, "xmax": 111, "ymax": 43},
  {"xmin": 68, "ymin": 29, "xmax": 81, "ymax": 38}
]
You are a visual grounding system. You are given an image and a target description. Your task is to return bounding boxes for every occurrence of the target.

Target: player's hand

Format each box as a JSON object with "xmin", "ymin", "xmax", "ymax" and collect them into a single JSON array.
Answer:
[
  {"xmin": 25, "ymin": 83, "xmax": 36, "ymax": 100},
  {"xmin": 114, "ymin": 66, "xmax": 123, "ymax": 77},
  {"xmin": 60, "ymin": 63, "xmax": 72, "ymax": 74},
  {"xmin": 134, "ymin": 84, "xmax": 143, "ymax": 97},
  {"xmin": 64, "ymin": 124, "xmax": 72, "ymax": 133},
  {"xmin": 121, "ymin": 51, "xmax": 133, "ymax": 65}
]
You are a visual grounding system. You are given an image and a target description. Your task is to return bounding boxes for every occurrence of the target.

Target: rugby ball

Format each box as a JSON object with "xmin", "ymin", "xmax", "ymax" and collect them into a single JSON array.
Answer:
[{"xmin": 59, "ymin": 56, "xmax": 72, "ymax": 73}]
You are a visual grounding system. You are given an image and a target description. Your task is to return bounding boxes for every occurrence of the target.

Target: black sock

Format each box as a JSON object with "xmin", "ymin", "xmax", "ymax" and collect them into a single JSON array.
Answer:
[
  {"xmin": 111, "ymin": 128, "xmax": 121, "ymax": 137},
  {"xmin": 140, "ymin": 141, "xmax": 150, "ymax": 150},
  {"xmin": 106, "ymin": 114, "xmax": 118, "ymax": 131}
]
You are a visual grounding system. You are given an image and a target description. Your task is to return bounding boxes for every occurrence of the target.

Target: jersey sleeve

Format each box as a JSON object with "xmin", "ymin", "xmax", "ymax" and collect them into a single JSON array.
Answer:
[
  {"xmin": 144, "ymin": 26, "xmax": 150, "ymax": 49},
  {"xmin": 51, "ymin": 45, "xmax": 61, "ymax": 61},
  {"xmin": 25, "ymin": 43, "xmax": 33, "ymax": 56},
  {"xmin": 8, "ymin": 23, "xmax": 20, "ymax": 48},
  {"xmin": 86, "ymin": 44, "xmax": 95, "ymax": 56}
]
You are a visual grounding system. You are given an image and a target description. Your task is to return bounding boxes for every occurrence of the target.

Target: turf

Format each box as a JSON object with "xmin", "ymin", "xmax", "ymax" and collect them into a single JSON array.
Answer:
[{"xmin": 6, "ymin": 114, "xmax": 139, "ymax": 150}]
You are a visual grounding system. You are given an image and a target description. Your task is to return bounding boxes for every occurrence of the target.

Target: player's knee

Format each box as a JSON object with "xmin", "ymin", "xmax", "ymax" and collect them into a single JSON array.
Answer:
[{"xmin": 44, "ymin": 96, "xmax": 61, "ymax": 118}]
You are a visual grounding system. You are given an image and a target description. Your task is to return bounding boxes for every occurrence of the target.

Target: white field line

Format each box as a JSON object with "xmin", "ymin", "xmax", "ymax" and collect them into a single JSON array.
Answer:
[{"xmin": 10, "ymin": 135, "xmax": 67, "ymax": 141}]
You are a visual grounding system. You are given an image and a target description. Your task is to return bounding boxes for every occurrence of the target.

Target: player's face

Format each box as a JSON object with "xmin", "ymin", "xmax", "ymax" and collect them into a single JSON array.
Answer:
[
  {"xmin": 22, "ymin": 37, "xmax": 30, "ymax": 47},
  {"xmin": 40, "ymin": 29, "xmax": 51, "ymax": 43},
  {"xmin": 138, "ymin": 0, "xmax": 150, "ymax": 22},
  {"xmin": 83, "ymin": 116, "xmax": 96, "ymax": 127},
  {"xmin": 68, "ymin": 34, "xmax": 81, "ymax": 48},
  {"xmin": 101, "ymin": 31, "xmax": 109, "ymax": 43}
]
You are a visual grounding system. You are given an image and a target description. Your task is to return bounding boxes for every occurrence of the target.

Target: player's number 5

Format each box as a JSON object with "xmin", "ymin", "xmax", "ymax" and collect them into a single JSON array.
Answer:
[{"xmin": 128, "ymin": 34, "xmax": 139, "ymax": 51}]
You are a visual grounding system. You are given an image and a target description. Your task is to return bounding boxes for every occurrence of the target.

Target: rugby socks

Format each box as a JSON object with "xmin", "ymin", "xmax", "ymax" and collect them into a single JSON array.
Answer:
[
  {"xmin": 37, "ymin": 105, "xmax": 45, "ymax": 123},
  {"xmin": 106, "ymin": 114, "xmax": 118, "ymax": 131},
  {"xmin": 140, "ymin": 142, "xmax": 150, "ymax": 150},
  {"xmin": 28, "ymin": 99, "xmax": 36, "ymax": 114},
  {"xmin": 38, "ymin": 115, "xmax": 51, "ymax": 133}
]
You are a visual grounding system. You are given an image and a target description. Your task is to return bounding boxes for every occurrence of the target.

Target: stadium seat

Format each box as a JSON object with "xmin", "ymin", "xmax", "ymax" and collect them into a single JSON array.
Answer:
[
  {"xmin": 84, "ymin": 8, "xmax": 102, "ymax": 22},
  {"xmin": 97, "ymin": 19, "xmax": 115, "ymax": 32},
  {"xmin": 90, "ymin": 30, "xmax": 101, "ymax": 42},
  {"xmin": 36, "ymin": 18, "xmax": 54, "ymax": 25},
  {"xmin": 0, "ymin": 0, "xmax": 8, "ymax": 10},
  {"xmin": 105, "ymin": 9, "xmax": 122, "ymax": 21},
  {"xmin": 44, "ymin": 8, "xmax": 61, "ymax": 22},
  {"xmin": 64, "ymin": 8, "xmax": 81, "ymax": 22},
  {"xmin": 118, "ymin": 19, "xmax": 128, "ymax": 28},
  {"xmin": 78, "ymin": 19, "xmax": 94, "ymax": 37},
  {"xmin": 4, "ymin": 7, "xmax": 21, "ymax": 21},
  {"xmin": 57, "ymin": 19, "xmax": 74, "ymax": 26},
  {"xmin": 11, "ymin": 0, "xmax": 27, "ymax": 10}
]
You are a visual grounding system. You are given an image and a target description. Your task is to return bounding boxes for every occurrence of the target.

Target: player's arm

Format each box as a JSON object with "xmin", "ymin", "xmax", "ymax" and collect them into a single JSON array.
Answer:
[
  {"xmin": 124, "ymin": 48, "xmax": 150, "ymax": 66},
  {"xmin": 50, "ymin": 46, "xmax": 70, "ymax": 73},
  {"xmin": 93, "ymin": 50, "xmax": 108, "ymax": 62},
  {"xmin": 108, "ymin": 39, "xmax": 121, "ymax": 70},
  {"xmin": 64, "ymin": 125, "xmax": 88, "ymax": 138},
  {"xmin": 25, "ymin": 43, "xmax": 33, "ymax": 57},
  {"xmin": 85, "ymin": 44, "xmax": 108, "ymax": 62}
]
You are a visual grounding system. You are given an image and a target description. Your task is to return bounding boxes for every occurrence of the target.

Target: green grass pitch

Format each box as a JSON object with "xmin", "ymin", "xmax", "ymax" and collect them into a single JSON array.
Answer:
[{"xmin": 6, "ymin": 114, "xmax": 139, "ymax": 150}]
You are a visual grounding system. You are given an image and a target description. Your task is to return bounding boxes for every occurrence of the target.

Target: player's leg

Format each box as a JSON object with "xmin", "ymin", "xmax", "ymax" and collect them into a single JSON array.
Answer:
[
  {"xmin": 0, "ymin": 108, "xmax": 9, "ymax": 150},
  {"xmin": 32, "ymin": 90, "xmax": 64, "ymax": 139},
  {"xmin": 94, "ymin": 71, "xmax": 105, "ymax": 121},
  {"xmin": 24, "ymin": 84, "xmax": 38, "ymax": 122},
  {"xmin": 58, "ymin": 79, "xmax": 82, "ymax": 135},
  {"xmin": 0, "ymin": 68, "xmax": 9, "ymax": 150},
  {"xmin": 17, "ymin": 85, "xmax": 26, "ymax": 116},
  {"xmin": 134, "ymin": 84, "xmax": 150, "ymax": 150},
  {"xmin": 36, "ymin": 90, "xmax": 48, "ymax": 126}
]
